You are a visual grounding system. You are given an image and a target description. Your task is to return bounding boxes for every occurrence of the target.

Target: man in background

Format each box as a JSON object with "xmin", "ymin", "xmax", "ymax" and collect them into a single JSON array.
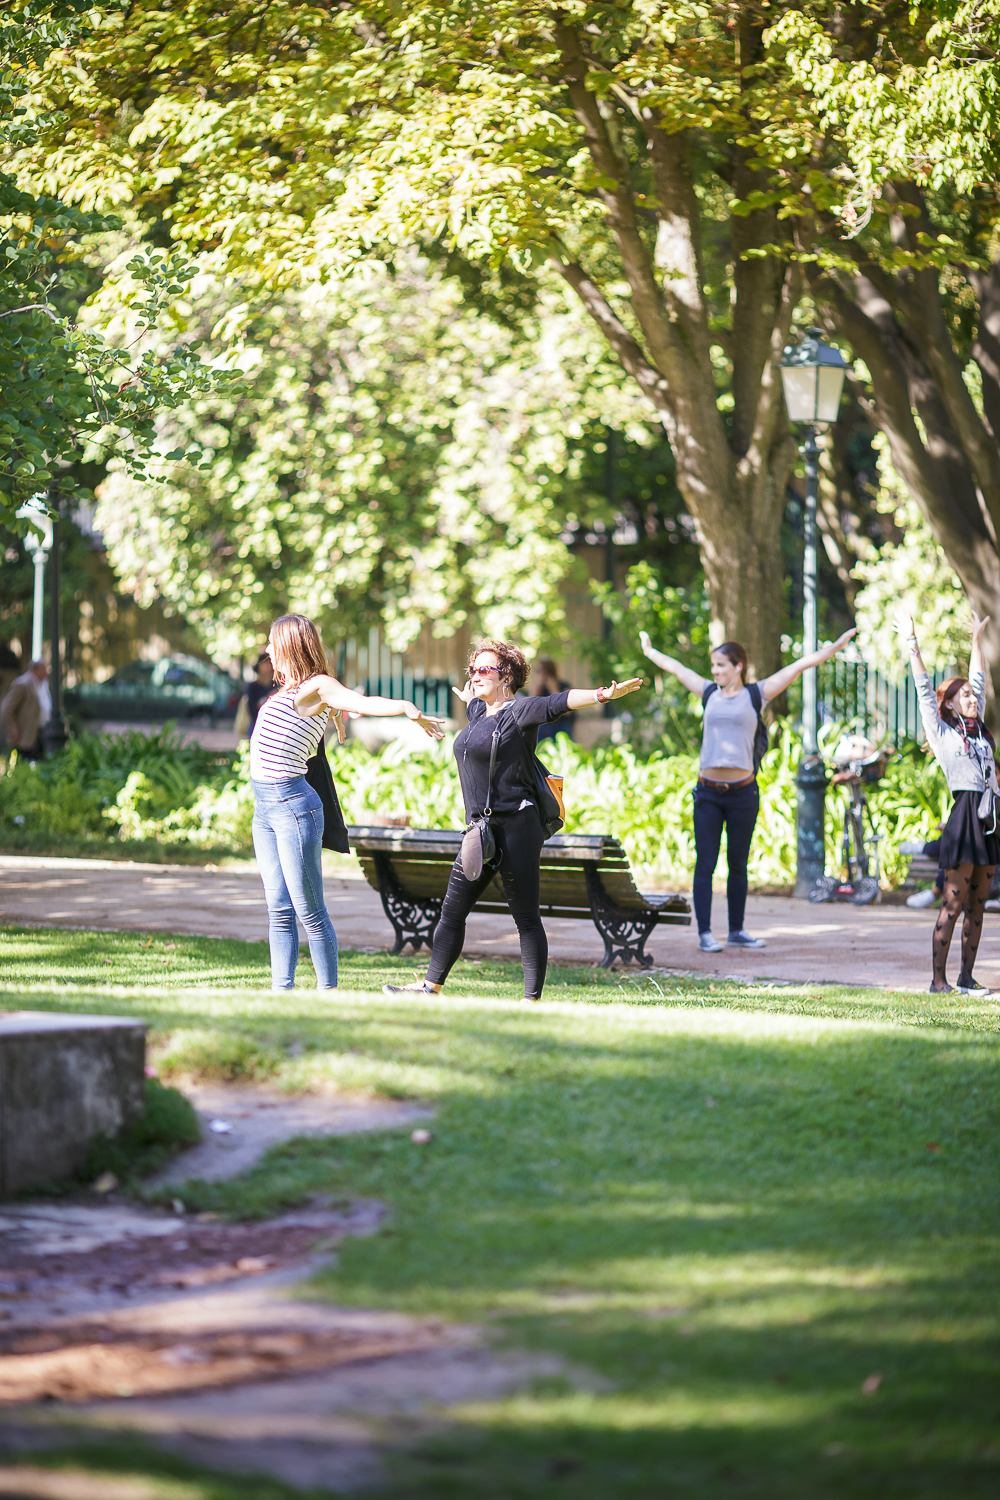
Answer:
[{"xmin": 0, "ymin": 659, "xmax": 51, "ymax": 757}]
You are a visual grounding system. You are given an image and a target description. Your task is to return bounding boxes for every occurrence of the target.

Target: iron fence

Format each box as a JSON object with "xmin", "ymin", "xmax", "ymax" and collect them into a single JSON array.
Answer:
[{"xmin": 786, "ymin": 658, "xmax": 950, "ymax": 749}]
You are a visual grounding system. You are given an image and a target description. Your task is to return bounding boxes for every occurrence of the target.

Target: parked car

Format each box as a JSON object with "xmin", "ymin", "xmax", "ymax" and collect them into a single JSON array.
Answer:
[{"xmin": 67, "ymin": 654, "xmax": 242, "ymax": 725}]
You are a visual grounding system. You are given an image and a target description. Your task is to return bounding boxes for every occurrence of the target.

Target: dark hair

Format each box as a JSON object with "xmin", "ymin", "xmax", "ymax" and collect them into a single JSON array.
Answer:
[
  {"xmin": 712, "ymin": 641, "xmax": 749, "ymax": 681},
  {"xmin": 937, "ymin": 676, "xmax": 996, "ymax": 750},
  {"xmin": 469, "ymin": 638, "xmax": 529, "ymax": 691},
  {"xmin": 536, "ymin": 655, "xmax": 558, "ymax": 676},
  {"xmin": 255, "ymin": 652, "xmax": 271, "ymax": 670}
]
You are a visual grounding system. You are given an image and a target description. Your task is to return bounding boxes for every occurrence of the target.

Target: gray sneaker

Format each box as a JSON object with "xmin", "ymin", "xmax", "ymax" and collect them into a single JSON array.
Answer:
[
  {"xmin": 698, "ymin": 932, "xmax": 723, "ymax": 953},
  {"xmin": 727, "ymin": 931, "xmax": 767, "ymax": 949}
]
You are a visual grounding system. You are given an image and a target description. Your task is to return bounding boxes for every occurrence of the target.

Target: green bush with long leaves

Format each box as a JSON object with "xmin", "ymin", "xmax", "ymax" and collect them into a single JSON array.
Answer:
[{"xmin": 1, "ymin": 721, "xmax": 949, "ymax": 888}]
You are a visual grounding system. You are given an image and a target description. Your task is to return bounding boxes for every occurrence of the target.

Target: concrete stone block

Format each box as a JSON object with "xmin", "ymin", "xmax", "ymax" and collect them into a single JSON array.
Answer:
[{"xmin": 0, "ymin": 1011, "xmax": 146, "ymax": 1194}]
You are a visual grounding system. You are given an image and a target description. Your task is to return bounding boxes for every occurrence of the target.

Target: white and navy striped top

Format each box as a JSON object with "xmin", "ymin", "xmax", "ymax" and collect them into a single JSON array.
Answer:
[{"xmin": 249, "ymin": 689, "xmax": 330, "ymax": 782}]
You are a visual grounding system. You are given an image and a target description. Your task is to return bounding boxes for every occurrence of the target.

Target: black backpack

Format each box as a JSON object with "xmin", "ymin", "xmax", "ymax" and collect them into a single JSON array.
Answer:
[{"xmin": 701, "ymin": 681, "xmax": 769, "ymax": 775}]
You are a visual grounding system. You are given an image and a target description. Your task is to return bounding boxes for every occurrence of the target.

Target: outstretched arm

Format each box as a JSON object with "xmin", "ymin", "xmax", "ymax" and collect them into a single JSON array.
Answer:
[
  {"xmin": 758, "ymin": 628, "xmax": 857, "ymax": 702},
  {"xmin": 565, "ymin": 678, "xmax": 643, "ymax": 710},
  {"xmin": 296, "ymin": 675, "xmax": 446, "ymax": 739},
  {"xmin": 639, "ymin": 632, "xmax": 708, "ymax": 697}
]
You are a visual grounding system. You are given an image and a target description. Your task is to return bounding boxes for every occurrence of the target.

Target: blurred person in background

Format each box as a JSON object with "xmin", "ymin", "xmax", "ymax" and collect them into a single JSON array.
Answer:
[
  {"xmin": 234, "ymin": 651, "xmax": 277, "ymax": 738},
  {"xmin": 0, "ymin": 659, "xmax": 50, "ymax": 757},
  {"xmin": 532, "ymin": 655, "xmax": 575, "ymax": 743}
]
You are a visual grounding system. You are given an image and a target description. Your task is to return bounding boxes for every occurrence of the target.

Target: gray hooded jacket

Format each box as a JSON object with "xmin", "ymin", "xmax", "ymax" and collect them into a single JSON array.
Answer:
[{"xmin": 913, "ymin": 666, "xmax": 996, "ymax": 793}]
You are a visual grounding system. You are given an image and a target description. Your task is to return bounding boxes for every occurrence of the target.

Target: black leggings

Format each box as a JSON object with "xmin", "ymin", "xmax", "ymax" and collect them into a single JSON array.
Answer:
[
  {"xmin": 692, "ymin": 779, "xmax": 760, "ymax": 934},
  {"xmin": 425, "ymin": 806, "xmax": 548, "ymax": 997}
]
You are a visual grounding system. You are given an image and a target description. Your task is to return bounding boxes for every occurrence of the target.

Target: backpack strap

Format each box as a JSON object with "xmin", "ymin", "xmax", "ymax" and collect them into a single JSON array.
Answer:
[
  {"xmin": 747, "ymin": 682, "xmax": 763, "ymax": 713},
  {"xmin": 702, "ymin": 682, "xmax": 718, "ymax": 706}
]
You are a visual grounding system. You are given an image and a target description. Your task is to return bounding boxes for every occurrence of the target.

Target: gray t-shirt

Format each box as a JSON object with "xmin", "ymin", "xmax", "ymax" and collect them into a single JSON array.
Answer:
[{"xmin": 701, "ymin": 686, "xmax": 758, "ymax": 772}]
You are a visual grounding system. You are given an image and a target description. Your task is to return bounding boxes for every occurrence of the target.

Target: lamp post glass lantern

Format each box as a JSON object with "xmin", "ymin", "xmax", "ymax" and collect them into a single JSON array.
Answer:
[{"xmin": 778, "ymin": 334, "xmax": 850, "ymax": 898}]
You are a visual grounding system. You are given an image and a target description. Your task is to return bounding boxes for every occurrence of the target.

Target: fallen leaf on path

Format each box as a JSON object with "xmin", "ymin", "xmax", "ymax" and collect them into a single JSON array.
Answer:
[
  {"xmin": 926, "ymin": 1142, "xmax": 941, "ymax": 1153},
  {"xmin": 861, "ymin": 1372, "xmax": 883, "ymax": 1394},
  {"xmin": 209, "ymin": 1119, "xmax": 233, "ymax": 1135},
  {"xmin": 411, "ymin": 1128, "xmax": 432, "ymax": 1144},
  {"xmin": 92, "ymin": 1172, "xmax": 118, "ymax": 1194}
]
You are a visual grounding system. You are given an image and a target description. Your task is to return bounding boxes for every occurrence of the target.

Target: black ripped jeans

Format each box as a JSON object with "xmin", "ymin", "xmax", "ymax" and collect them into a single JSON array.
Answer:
[{"xmin": 425, "ymin": 805, "xmax": 549, "ymax": 998}]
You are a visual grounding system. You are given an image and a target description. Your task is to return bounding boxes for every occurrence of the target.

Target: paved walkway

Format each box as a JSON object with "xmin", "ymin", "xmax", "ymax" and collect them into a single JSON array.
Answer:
[{"xmin": 0, "ymin": 854, "xmax": 993, "ymax": 992}]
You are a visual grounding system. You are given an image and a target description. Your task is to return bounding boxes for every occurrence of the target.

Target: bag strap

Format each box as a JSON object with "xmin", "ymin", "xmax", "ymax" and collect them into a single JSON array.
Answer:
[
  {"xmin": 483, "ymin": 725, "xmax": 500, "ymax": 819},
  {"xmin": 747, "ymin": 682, "xmax": 763, "ymax": 713}
]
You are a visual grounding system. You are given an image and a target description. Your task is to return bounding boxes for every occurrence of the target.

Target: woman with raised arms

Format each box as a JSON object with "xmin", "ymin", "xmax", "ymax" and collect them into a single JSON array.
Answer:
[{"xmin": 640, "ymin": 626, "xmax": 856, "ymax": 951}]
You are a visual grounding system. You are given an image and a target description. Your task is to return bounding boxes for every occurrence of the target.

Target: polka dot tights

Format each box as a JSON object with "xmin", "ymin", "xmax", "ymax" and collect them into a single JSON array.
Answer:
[{"xmin": 931, "ymin": 862, "xmax": 995, "ymax": 991}]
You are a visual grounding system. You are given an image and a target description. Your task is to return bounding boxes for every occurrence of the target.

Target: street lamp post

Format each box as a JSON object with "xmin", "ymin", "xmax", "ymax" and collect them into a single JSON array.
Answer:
[
  {"xmin": 778, "ymin": 334, "xmax": 850, "ymax": 899},
  {"xmin": 42, "ymin": 507, "xmax": 69, "ymax": 757},
  {"xmin": 15, "ymin": 497, "xmax": 53, "ymax": 662}
]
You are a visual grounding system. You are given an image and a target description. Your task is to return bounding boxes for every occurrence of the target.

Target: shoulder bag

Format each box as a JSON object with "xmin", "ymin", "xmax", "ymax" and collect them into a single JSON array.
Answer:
[
  {"xmin": 511, "ymin": 712, "xmax": 565, "ymax": 839},
  {"xmin": 304, "ymin": 735, "xmax": 351, "ymax": 854},
  {"xmin": 460, "ymin": 726, "xmax": 500, "ymax": 881}
]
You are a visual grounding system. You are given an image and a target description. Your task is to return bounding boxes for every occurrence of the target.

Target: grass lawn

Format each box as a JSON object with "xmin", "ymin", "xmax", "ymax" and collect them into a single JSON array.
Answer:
[{"xmin": 1, "ymin": 925, "xmax": 998, "ymax": 1498}]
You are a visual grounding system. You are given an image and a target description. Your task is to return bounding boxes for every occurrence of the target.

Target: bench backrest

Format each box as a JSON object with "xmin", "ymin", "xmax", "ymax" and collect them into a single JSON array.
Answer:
[{"xmin": 349, "ymin": 826, "xmax": 653, "ymax": 915}]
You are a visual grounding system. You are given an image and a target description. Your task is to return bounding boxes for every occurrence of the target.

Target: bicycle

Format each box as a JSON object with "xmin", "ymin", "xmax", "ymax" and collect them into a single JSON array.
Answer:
[{"xmin": 808, "ymin": 735, "xmax": 890, "ymax": 906}]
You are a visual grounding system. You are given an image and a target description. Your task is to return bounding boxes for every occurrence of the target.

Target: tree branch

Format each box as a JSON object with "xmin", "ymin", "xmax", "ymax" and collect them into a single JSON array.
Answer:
[{"xmin": 548, "ymin": 253, "xmax": 672, "ymax": 418}]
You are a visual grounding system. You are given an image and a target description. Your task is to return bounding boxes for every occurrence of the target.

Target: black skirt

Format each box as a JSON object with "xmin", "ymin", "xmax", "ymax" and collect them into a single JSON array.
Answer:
[{"xmin": 939, "ymin": 788, "xmax": 1000, "ymax": 869}]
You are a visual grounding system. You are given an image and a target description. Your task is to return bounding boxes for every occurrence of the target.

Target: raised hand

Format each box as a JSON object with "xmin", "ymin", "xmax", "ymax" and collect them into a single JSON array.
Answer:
[
  {"xmin": 639, "ymin": 631, "xmax": 654, "ymax": 658},
  {"xmin": 894, "ymin": 611, "xmax": 916, "ymax": 642},
  {"xmin": 452, "ymin": 681, "xmax": 474, "ymax": 705},
  {"xmin": 828, "ymin": 627, "xmax": 858, "ymax": 655},
  {"xmin": 970, "ymin": 608, "xmax": 991, "ymax": 641}
]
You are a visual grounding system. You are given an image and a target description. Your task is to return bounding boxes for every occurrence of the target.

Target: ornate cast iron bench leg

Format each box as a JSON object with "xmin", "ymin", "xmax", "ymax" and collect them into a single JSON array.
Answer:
[
  {"xmin": 372, "ymin": 852, "xmax": 443, "ymax": 954},
  {"xmin": 584, "ymin": 864, "xmax": 657, "ymax": 968}
]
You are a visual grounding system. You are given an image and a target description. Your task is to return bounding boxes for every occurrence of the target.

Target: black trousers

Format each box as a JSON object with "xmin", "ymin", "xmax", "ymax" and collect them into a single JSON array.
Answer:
[
  {"xmin": 692, "ymin": 778, "xmax": 760, "ymax": 935},
  {"xmin": 425, "ymin": 805, "xmax": 548, "ymax": 997}
]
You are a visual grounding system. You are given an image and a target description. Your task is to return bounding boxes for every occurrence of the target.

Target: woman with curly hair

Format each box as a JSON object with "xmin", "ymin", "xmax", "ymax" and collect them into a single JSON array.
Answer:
[
  {"xmin": 383, "ymin": 638, "xmax": 641, "ymax": 1002},
  {"xmin": 253, "ymin": 614, "xmax": 445, "ymax": 992},
  {"xmin": 899, "ymin": 608, "xmax": 997, "ymax": 994}
]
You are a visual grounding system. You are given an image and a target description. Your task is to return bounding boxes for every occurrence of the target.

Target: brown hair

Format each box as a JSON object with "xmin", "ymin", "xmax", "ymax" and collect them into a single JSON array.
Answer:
[
  {"xmin": 468, "ymin": 638, "xmax": 529, "ymax": 692},
  {"xmin": 712, "ymin": 641, "xmax": 749, "ymax": 681},
  {"xmin": 268, "ymin": 615, "xmax": 329, "ymax": 689}
]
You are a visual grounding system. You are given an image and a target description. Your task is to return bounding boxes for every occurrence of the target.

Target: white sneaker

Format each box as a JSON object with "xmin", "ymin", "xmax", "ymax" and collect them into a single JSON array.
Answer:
[
  {"xmin": 906, "ymin": 888, "xmax": 939, "ymax": 909},
  {"xmin": 698, "ymin": 932, "xmax": 723, "ymax": 953}
]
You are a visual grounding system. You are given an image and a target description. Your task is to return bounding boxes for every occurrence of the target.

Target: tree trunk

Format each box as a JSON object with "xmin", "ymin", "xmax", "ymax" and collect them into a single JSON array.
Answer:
[
  {"xmin": 810, "ymin": 193, "xmax": 1000, "ymax": 723},
  {"xmin": 551, "ymin": 21, "xmax": 800, "ymax": 682}
]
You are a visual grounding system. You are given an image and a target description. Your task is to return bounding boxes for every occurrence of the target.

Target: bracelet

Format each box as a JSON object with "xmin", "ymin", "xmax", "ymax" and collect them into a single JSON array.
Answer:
[{"xmin": 595, "ymin": 686, "xmax": 607, "ymax": 704}]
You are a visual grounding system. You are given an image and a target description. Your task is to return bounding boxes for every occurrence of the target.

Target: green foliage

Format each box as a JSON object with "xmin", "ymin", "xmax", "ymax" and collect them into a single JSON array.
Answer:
[
  {"xmin": 93, "ymin": 257, "xmax": 653, "ymax": 657},
  {"xmin": 0, "ymin": 724, "xmax": 244, "ymax": 851},
  {"xmin": 0, "ymin": 719, "xmax": 949, "ymax": 889},
  {"xmin": 587, "ymin": 561, "xmax": 712, "ymax": 754},
  {"xmin": 853, "ymin": 439, "xmax": 969, "ymax": 682},
  {"xmin": 81, "ymin": 1076, "xmax": 200, "ymax": 1186},
  {"xmin": 0, "ymin": 4, "xmax": 239, "ymax": 528}
]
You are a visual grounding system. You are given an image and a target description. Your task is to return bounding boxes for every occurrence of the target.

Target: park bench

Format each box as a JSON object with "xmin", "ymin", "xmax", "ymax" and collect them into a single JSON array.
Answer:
[{"xmin": 348, "ymin": 825, "xmax": 691, "ymax": 969}]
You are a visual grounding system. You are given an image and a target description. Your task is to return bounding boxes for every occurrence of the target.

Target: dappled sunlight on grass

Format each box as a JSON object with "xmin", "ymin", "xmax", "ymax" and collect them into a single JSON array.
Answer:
[{"xmin": 1, "ymin": 926, "xmax": 998, "ymax": 1494}]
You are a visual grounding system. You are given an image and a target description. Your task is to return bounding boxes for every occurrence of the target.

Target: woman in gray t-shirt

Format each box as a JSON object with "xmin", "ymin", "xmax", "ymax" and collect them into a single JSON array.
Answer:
[{"xmin": 640, "ymin": 628, "xmax": 856, "ymax": 952}]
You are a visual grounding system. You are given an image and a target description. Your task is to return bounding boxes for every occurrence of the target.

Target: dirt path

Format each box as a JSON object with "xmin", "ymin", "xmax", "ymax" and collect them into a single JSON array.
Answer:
[{"xmin": 1, "ymin": 852, "xmax": 980, "ymax": 990}]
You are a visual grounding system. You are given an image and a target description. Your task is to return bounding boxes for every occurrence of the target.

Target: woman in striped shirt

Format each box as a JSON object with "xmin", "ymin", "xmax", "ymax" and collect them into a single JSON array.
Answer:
[{"xmin": 252, "ymin": 615, "xmax": 445, "ymax": 991}]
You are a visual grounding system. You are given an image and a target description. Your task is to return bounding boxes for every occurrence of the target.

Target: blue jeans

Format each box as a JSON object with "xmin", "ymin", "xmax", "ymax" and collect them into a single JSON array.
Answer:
[
  {"xmin": 252, "ymin": 777, "xmax": 338, "ymax": 990},
  {"xmin": 692, "ymin": 779, "xmax": 760, "ymax": 935}
]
